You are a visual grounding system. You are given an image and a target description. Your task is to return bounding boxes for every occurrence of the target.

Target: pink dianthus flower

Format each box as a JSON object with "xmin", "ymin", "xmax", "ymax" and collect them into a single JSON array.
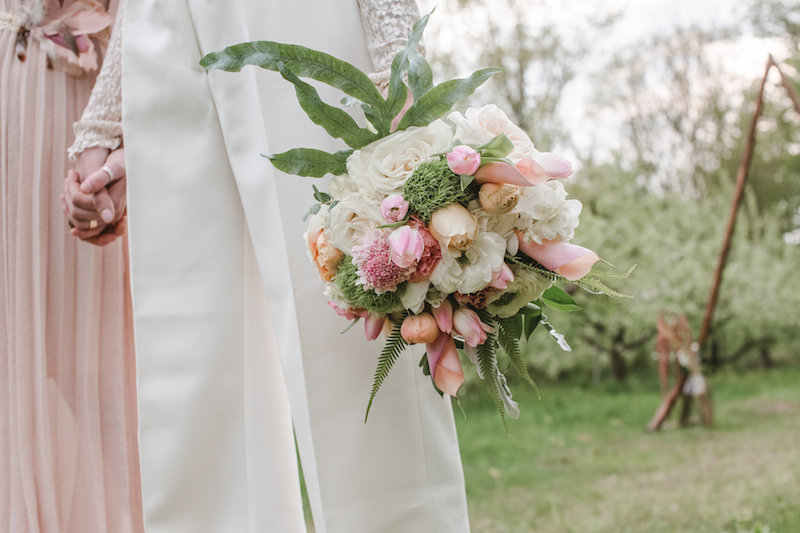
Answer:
[{"xmin": 351, "ymin": 229, "xmax": 413, "ymax": 293}]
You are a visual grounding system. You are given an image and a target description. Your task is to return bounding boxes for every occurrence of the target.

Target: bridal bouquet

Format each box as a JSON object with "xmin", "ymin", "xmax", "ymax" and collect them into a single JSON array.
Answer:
[{"xmin": 202, "ymin": 14, "xmax": 625, "ymax": 422}]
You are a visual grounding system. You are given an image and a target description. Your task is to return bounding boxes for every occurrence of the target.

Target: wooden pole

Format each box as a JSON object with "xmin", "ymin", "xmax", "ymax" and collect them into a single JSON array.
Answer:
[
  {"xmin": 648, "ymin": 55, "xmax": 799, "ymax": 431},
  {"xmin": 697, "ymin": 57, "xmax": 770, "ymax": 348}
]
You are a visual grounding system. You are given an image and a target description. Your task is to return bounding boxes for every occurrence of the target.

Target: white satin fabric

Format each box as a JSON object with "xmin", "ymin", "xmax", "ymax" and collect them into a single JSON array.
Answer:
[{"xmin": 122, "ymin": 1, "xmax": 470, "ymax": 532}]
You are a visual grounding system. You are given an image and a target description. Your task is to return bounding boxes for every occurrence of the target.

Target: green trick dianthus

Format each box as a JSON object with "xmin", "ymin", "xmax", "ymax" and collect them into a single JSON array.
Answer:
[
  {"xmin": 334, "ymin": 257, "xmax": 404, "ymax": 315},
  {"xmin": 403, "ymin": 159, "xmax": 477, "ymax": 222}
]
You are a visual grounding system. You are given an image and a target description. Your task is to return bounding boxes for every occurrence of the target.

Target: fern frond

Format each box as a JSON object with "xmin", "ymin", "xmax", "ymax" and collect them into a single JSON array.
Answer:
[
  {"xmin": 497, "ymin": 318, "xmax": 541, "ymax": 398},
  {"xmin": 365, "ymin": 315, "xmax": 408, "ymax": 421},
  {"xmin": 474, "ymin": 317, "xmax": 509, "ymax": 431}
]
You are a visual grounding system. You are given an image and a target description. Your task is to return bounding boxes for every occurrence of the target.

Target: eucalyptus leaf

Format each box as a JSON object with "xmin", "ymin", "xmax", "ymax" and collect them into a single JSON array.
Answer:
[
  {"xmin": 200, "ymin": 40, "xmax": 385, "ymax": 111},
  {"xmin": 396, "ymin": 67, "xmax": 503, "ymax": 130},
  {"xmin": 276, "ymin": 63, "xmax": 378, "ymax": 149},
  {"xmin": 542, "ymin": 286, "xmax": 581, "ymax": 312},
  {"xmin": 263, "ymin": 148, "xmax": 351, "ymax": 177},
  {"xmin": 459, "ymin": 174, "xmax": 475, "ymax": 191}
]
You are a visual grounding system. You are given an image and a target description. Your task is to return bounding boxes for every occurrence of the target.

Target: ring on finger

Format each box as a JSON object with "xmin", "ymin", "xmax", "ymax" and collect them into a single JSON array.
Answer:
[
  {"xmin": 100, "ymin": 165, "xmax": 115, "ymax": 182},
  {"xmin": 89, "ymin": 219, "xmax": 98, "ymax": 230}
]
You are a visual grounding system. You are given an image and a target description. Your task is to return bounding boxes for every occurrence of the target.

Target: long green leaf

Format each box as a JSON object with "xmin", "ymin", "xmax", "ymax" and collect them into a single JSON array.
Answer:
[
  {"xmin": 384, "ymin": 13, "xmax": 432, "ymax": 131},
  {"xmin": 263, "ymin": 148, "xmax": 351, "ymax": 177},
  {"xmin": 407, "ymin": 48, "xmax": 434, "ymax": 101},
  {"xmin": 365, "ymin": 317, "xmax": 409, "ymax": 421},
  {"xmin": 276, "ymin": 63, "xmax": 378, "ymax": 149},
  {"xmin": 200, "ymin": 41, "xmax": 385, "ymax": 111},
  {"xmin": 396, "ymin": 67, "xmax": 503, "ymax": 130}
]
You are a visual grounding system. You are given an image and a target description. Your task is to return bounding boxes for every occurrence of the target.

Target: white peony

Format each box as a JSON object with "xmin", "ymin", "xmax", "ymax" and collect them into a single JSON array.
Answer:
[
  {"xmin": 514, "ymin": 181, "xmax": 582, "ymax": 244},
  {"xmin": 429, "ymin": 231, "xmax": 507, "ymax": 294},
  {"xmin": 345, "ymin": 120, "xmax": 454, "ymax": 197},
  {"xmin": 324, "ymin": 192, "xmax": 383, "ymax": 255},
  {"xmin": 447, "ymin": 104, "xmax": 536, "ymax": 161}
]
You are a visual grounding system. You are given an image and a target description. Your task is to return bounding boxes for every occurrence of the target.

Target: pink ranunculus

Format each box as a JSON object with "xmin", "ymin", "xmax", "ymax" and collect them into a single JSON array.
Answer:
[
  {"xmin": 431, "ymin": 299, "xmax": 454, "ymax": 334},
  {"xmin": 425, "ymin": 332, "xmax": 464, "ymax": 396},
  {"xmin": 408, "ymin": 218, "xmax": 442, "ymax": 282},
  {"xmin": 453, "ymin": 308, "xmax": 494, "ymax": 347},
  {"xmin": 388, "ymin": 225, "xmax": 425, "ymax": 269},
  {"xmin": 516, "ymin": 233, "xmax": 600, "ymax": 281},
  {"xmin": 380, "ymin": 194, "xmax": 409, "ymax": 222},
  {"xmin": 364, "ymin": 314, "xmax": 386, "ymax": 341},
  {"xmin": 446, "ymin": 145, "xmax": 481, "ymax": 175},
  {"xmin": 489, "ymin": 263, "xmax": 514, "ymax": 290},
  {"xmin": 328, "ymin": 301, "xmax": 368, "ymax": 321}
]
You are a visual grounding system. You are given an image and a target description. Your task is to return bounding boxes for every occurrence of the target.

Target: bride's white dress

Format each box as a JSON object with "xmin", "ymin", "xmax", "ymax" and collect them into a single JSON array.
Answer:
[{"xmin": 73, "ymin": 0, "xmax": 470, "ymax": 532}]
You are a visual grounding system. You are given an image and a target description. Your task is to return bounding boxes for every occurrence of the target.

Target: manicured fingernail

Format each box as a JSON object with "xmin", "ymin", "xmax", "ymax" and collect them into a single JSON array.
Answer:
[{"xmin": 101, "ymin": 209, "xmax": 114, "ymax": 223}]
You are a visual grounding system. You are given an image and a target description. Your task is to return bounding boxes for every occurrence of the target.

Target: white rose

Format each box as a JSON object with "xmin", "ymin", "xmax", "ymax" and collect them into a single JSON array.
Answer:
[
  {"xmin": 346, "ymin": 120, "xmax": 454, "ymax": 197},
  {"xmin": 514, "ymin": 181, "xmax": 581, "ymax": 244},
  {"xmin": 447, "ymin": 104, "xmax": 536, "ymax": 160},
  {"xmin": 325, "ymin": 192, "xmax": 383, "ymax": 255},
  {"xmin": 429, "ymin": 231, "xmax": 507, "ymax": 294}
]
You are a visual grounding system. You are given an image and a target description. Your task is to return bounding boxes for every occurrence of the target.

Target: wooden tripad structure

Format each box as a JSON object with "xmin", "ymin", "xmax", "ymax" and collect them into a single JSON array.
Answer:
[{"xmin": 647, "ymin": 55, "xmax": 800, "ymax": 431}]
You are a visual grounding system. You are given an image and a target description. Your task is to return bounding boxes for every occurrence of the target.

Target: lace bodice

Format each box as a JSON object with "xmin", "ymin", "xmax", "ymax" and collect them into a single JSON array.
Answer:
[{"xmin": 68, "ymin": 0, "xmax": 422, "ymax": 158}]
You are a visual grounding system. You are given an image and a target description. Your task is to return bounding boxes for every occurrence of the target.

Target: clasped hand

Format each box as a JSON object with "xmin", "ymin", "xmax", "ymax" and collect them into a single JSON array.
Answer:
[{"xmin": 61, "ymin": 146, "xmax": 127, "ymax": 246}]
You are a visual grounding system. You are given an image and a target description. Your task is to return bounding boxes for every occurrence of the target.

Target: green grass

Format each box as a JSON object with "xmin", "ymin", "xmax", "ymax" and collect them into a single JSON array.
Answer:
[{"xmin": 455, "ymin": 368, "xmax": 800, "ymax": 533}]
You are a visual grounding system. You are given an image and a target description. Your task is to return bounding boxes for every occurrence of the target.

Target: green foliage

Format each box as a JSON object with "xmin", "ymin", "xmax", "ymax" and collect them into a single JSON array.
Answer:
[
  {"xmin": 334, "ymin": 257, "xmax": 404, "ymax": 315},
  {"xmin": 263, "ymin": 148, "xmax": 350, "ymax": 178},
  {"xmin": 403, "ymin": 159, "xmax": 477, "ymax": 222},
  {"xmin": 275, "ymin": 63, "xmax": 378, "ymax": 149},
  {"xmin": 541, "ymin": 286, "xmax": 581, "ymax": 312},
  {"xmin": 365, "ymin": 317, "xmax": 409, "ymax": 421}
]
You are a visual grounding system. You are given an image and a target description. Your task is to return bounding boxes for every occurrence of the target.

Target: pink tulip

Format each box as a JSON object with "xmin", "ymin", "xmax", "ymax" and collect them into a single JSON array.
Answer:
[
  {"xmin": 389, "ymin": 225, "xmax": 425, "ymax": 269},
  {"xmin": 489, "ymin": 263, "xmax": 514, "ymax": 290},
  {"xmin": 425, "ymin": 332, "xmax": 464, "ymax": 396},
  {"xmin": 516, "ymin": 233, "xmax": 600, "ymax": 281},
  {"xmin": 432, "ymin": 300, "xmax": 454, "ymax": 334},
  {"xmin": 446, "ymin": 145, "xmax": 481, "ymax": 175},
  {"xmin": 328, "ymin": 301, "xmax": 368, "ymax": 321},
  {"xmin": 380, "ymin": 194, "xmax": 409, "ymax": 222},
  {"xmin": 453, "ymin": 308, "xmax": 494, "ymax": 347},
  {"xmin": 516, "ymin": 152, "xmax": 573, "ymax": 184},
  {"xmin": 364, "ymin": 314, "xmax": 385, "ymax": 341}
]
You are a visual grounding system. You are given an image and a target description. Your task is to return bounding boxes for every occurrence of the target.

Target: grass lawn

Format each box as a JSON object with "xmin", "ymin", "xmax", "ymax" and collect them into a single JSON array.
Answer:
[{"xmin": 456, "ymin": 367, "xmax": 800, "ymax": 533}]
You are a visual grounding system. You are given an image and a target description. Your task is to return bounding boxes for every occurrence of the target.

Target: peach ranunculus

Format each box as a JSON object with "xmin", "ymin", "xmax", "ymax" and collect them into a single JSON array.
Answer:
[
  {"xmin": 478, "ymin": 183, "xmax": 520, "ymax": 214},
  {"xmin": 309, "ymin": 229, "xmax": 344, "ymax": 281},
  {"xmin": 400, "ymin": 312, "xmax": 440, "ymax": 344},
  {"xmin": 428, "ymin": 204, "xmax": 479, "ymax": 252},
  {"xmin": 516, "ymin": 232, "xmax": 599, "ymax": 281}
]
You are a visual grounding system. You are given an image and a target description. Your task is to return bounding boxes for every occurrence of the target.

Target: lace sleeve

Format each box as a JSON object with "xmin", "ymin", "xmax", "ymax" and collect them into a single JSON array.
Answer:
[
  {"xmin": 67, "ymin": 0, "xmax": 125, "ymax": 160},
  {"xmin": 357, "ymin": 0, "xmax": 423, "ymax": 89}
]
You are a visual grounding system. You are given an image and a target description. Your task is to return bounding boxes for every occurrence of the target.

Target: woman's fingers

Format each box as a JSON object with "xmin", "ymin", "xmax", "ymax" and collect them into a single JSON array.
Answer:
[{"xmin": 80, "ymin": 147, "xmax": 125, "ymax": 194}]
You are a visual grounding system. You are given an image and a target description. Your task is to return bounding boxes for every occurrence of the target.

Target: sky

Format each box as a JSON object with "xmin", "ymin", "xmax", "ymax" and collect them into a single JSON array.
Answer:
[{"xmin": 415, "ymin": 0, "xmax": 793, "ymax": 157}]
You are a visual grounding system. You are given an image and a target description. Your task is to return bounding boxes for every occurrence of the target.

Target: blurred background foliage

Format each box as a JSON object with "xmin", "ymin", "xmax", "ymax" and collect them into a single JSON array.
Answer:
[{"xmin": 420, "ymin": 0, "xmax": 800, "ymax": 385}]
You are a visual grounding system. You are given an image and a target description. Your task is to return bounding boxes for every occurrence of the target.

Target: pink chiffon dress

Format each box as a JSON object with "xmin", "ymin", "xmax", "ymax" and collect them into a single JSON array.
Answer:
[{"xmin": 0, "ymin": 1, "xmax": 142, "ymax": 531}]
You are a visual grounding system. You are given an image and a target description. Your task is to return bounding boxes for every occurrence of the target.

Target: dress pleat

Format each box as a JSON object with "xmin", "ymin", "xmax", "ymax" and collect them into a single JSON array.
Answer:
[{"xmin": 0, "ymin": 1, "xmax": 143, "ymax": 531}]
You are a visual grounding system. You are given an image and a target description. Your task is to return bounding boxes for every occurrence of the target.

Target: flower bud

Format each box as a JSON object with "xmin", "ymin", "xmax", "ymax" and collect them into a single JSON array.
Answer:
[
  {"xmin": 432, "ymin": 300, "xmax": 454, "ymax": 334},
  {"xmin": 388, "ymin": 225, "xmax": 425, "ymax": 269},
  {"xmin": 364, "ymin": 314, "xmax": 385, "ymax": 341},
  {"xmin": 380, "ymin": 194, "xmax": 409, "ymax": 222},
  {"xmin": 453, "ymin": 308, "xmax": 494, "ymax": 347},
  {"xmin": 428, "ymin": 204, "xmax": 478, "ymax": 252},
  {"xmin": 446, "ymin": 145, "xmax": 481, "ymax": 175},
  {"xmin": 478, "ymin": 183, "xmax": 520, "ymax": 214},
  {"xmin": 489, "ymin": 262, "xmax": 514, "ymax": 290},
  {"xmin": 400, "ymin": 312, "xmax": 440, "ymax": 344}
]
